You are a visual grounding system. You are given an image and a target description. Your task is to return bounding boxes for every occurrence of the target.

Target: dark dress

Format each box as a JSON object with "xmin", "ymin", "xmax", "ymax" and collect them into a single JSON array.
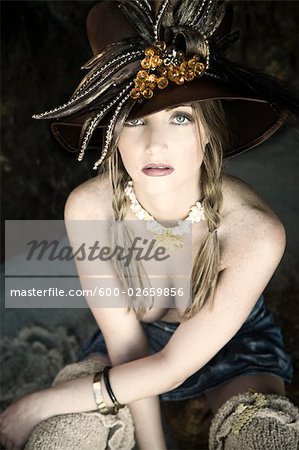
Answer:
[{"xmin": 77, "ymin": 295, "xmax": 293, "ymax": 401}]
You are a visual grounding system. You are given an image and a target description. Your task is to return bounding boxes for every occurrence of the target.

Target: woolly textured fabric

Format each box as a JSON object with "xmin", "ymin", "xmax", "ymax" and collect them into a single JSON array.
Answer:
[
  {"xmin": 24, "ymin": 359, "xmax": 135, "ymax": 450},
  {"xmin": 208, "ymin": 390, "xmax": 299, "ymax": 450},
  {"xmin": 0, "ymin": 325, "xmax": 80, "ymax": 411}
]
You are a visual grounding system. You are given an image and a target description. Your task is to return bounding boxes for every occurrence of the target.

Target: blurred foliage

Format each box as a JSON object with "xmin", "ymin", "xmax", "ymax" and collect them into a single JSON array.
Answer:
[{"xmin": 1, "ymin": 1, "xmax": 298, "ymax": 224}]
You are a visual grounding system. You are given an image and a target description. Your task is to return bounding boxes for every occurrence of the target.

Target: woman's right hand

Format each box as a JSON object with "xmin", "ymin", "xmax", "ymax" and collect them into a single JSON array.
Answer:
[{"xmin": 0, "ymin": 390, "xmax": 48, "ymax": 449}]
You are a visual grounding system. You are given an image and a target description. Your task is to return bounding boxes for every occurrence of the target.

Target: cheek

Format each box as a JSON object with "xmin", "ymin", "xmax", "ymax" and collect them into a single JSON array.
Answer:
[
  {"xmin": 117, "ymin": 132, "xmax": 129, "ymax": 155},
  {"xmin": 117, "ymin": 134, "xmax": 133, "ymax": 164},
  {"xmin": 118, "ymin": 128, "xmax": 142, "ymax": 157},
  {"xmin": 177, "ymin": 133, "xmax": 203, "ymax": 159}
]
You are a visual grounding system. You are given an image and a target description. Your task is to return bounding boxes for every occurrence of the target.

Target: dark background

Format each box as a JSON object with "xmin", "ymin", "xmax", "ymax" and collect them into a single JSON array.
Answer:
[{"xmin": 1, "ymin": 1, "xmax": 299, "ymax": 447}]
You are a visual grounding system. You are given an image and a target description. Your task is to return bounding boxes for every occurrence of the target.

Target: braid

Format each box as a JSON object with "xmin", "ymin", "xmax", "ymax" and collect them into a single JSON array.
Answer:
[
  {"xmin": 103, "ymin": 148, "xmax": 154, "ymax": 319},
  {"xmin": 201, "ymin": 143, "xmax": 223, "ymax": 232},
  {"xmin": 184, "ymin": 145, "xmax": 223, "ymax": 319},
  {"xmin": 108, "ymin": 149, "xmax": 130, "ymax": 221},
  {"xmin": 183, "ymin": 100, "xmax": 229, "ymax": 320}
]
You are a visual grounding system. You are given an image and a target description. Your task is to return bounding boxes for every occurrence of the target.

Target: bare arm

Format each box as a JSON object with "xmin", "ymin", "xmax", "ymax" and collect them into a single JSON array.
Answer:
[
  {"xmin": 85, "ymin": 308, "xmax": 167, "ymax": 450},
  {"xmin": 63, "ymin": 185, "xmax": 168, "ymax": 450}
]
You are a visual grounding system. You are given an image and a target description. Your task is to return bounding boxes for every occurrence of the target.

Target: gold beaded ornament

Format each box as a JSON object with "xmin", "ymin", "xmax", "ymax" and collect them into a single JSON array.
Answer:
[
  {"xmin": 230, "ymin": 390, "xmax": 268, "ymax": 435},
  {"xmin": 130, "ymin": 40, "xmax": 206, "ymax": 100}
]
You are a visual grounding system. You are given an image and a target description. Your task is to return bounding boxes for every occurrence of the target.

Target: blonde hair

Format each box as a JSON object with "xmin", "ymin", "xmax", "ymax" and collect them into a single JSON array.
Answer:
[{"xmin": 99, "ymin": 99, "xmax": 230, "ymax": 320}]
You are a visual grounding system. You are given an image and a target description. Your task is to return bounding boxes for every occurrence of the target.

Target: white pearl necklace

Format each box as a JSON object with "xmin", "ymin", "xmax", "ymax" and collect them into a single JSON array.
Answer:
[{"xmin": 124, "ymin": 180, "xmax": 205, "ymax": 252}]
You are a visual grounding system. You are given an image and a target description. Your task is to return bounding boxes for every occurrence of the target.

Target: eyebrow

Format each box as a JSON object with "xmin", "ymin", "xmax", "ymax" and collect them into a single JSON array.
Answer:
[{"xmin": 165, "ymin": 104, "xmax": 192, "ymax": 111}]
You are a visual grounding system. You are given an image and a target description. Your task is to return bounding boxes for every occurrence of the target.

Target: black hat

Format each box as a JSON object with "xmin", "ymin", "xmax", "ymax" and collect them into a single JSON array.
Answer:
[{"xmin": 33, "ymin": 0, "xmax": 299, "ymax": 170}]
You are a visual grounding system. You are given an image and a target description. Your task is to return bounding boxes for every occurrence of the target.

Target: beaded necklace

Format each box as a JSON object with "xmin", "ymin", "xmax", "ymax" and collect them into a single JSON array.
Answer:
[{"xmin": 124, "ymin": 180, "xmax": 205, "ymax": 252}]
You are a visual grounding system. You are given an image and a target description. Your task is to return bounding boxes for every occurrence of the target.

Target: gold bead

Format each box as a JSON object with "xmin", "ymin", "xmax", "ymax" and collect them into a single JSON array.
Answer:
[
  {"xmin": 180, "ymin": 62, "xmax": 188, "ymax": 72},
  {"xmin": 175, "ymin": 75, "xmax": 185, "ymax": 85},
  {"xmin": 142, "ymin": 88, "xmax": 154, "ymax": 99},
  {"xmin": 157, "ymin": 66, "xmax": 167, "ymax": 77},
  {"xmin": 148, "ymin": 74, "xmax": 157, "ymax": 83},
  {"xmin": 184, "ymin": 70, "xmax": 195, "ymax": 81},
  {"xmin": 135, "ymin": 79, "xmax": 146, "ymax": 90},
  {"xmin": 188, "ymin": 58, "xmax": 197, "ymax": 69},
  {"xmin": 141, "ymin": 58, "xmax": 151, "ymax": 69},
  {"xmin": 168, "ymin": 67, "xmax": 180, "ymax": 81},
  {"xmin": 145, "ymin": 46, "xmax": 156, "ymax": 57},
  {"xmin": 147, "ymin": 82, "xmax": 156, "ymax": 90},
  {"xmin": 130, "ymin": 88, "xmax": 141, "ymax": 99},
  {"xmin": 194, "ymin": 62, "xmax": 205, "ymax": 76},
  {"xmin": 147, "ymin": 74, "xmax": 157, "ymax": 89},
  {"xmin": 137, "ymin": 70, "xmax": 148, "ymax": 81},
  {"xmin": 157, "ymin": 77, "xmax": 169, "ymax": 89},
  {"xmin": 150, "ymin": 55, "xmax": 162, "ymax": 68}
]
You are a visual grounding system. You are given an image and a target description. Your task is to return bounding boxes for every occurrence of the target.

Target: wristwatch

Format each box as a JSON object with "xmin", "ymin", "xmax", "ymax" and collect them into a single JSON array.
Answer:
[{"xmin": 92, "ymin": 371, "xmax": 119, "ymax": 415}]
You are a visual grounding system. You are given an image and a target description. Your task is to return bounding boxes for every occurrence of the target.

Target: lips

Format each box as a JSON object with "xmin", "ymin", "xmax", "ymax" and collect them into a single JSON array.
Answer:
[
  {"xmin": 142, "ymin": 166, "xmax": 174, "ymax": 177},
  {"xmin": 142, "ymin": 163, "xmax": 174, "ymax": 169}
]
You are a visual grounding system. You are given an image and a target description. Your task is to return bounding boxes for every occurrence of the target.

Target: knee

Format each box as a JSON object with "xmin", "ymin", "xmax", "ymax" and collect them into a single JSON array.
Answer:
[{"xmin": 208, "ymin": 390, "xmax": 299, "ymax": 450}]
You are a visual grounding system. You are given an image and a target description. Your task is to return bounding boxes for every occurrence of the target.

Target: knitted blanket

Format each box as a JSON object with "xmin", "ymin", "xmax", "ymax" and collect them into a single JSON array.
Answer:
[
  {"xmin": 1, "ymin": 325, "xmax": 135, "ymax": 449},
  {"xmin": 209, "ymin": 390, "xmax": 299, "ymax": 450},
  {"xmin": 24, "ymin": 359, "xmax": 135, "ymax": 450},
  {"xmin": 1, "ymin": 324, "xmax": 81, "ymax": 411}
]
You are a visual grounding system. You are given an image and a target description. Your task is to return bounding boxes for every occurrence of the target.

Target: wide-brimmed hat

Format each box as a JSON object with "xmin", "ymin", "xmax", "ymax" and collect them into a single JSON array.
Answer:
[{"xmin": 33, "ymin": 0, "xmax": 298, "ymax": 170}]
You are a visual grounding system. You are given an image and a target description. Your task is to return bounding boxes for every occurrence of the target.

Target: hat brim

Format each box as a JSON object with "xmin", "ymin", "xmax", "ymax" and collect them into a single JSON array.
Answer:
[
  {"xmin": 51, "ymin": 75, "xmax": 287, "ymax": 158},
  {"xmin": 128, "ymin": 76, "xmax": 288, "ymax": 157}
]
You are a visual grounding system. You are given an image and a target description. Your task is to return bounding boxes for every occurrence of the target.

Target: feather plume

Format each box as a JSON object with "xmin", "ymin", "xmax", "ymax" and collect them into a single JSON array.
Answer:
[
  {"xmin": 196, "ymin": 1, "xmax": 226, "ymax": 37},
  {"xmin": 154, "ymin": 0, "xmax": 171, "ymax": 41},
  {"xmin": 93, "ymin": 88, "xmax": 135, "ymax": 170},
  {"xmin": 213, "ymin": 30, "xmax": 239, "ymax": 54},
  {"xmin": 77, "ymin": 83, "xmax": 134, "ymax": 161},
  {"xmin": 71, "ymin": 51, "xmax": 143, "ymax": 100},
  {"xmin": 118, "ymin": 0, "xmax": 154, "ymax": 43},
  {"xmin": 81, "ymin": 38, "xmax": 142, "ymax": 71},
  {"xmin": 77, "ymin": 113, "xmax": 101, "ymax": 162},
  {"xmin": 175, "ymin": 0, "xmax": 207, "ymax": 26},
  {"xmin": 33, "ymin": 60, "xmax": 140, "ymax": 120}
]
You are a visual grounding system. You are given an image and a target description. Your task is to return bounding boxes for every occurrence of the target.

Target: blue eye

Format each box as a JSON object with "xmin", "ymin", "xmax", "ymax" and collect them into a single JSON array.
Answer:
[
  {"xmin": 172, "ymin": 113, "xmax": 192, "ymax": 125},
  {"xmin": 124, "ymin": 119, "xmax": 144, "ymax": 127}
]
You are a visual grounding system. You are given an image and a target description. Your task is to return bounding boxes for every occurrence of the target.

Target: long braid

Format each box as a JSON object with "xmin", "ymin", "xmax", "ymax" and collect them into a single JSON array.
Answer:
[
  {"xmin": 103, "ymin": 149, "xmax": 154, "ymax": 318},
  {"xmin": 184, "ymin": 144, "xmax": 223, "ymax": 319},
  {"xmin": 183, "ymin": 100, "xmax": 229, "ymax": 320}
]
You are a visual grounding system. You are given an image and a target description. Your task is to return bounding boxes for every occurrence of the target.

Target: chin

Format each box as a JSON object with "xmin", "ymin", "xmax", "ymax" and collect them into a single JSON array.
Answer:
[{"xmin": 144, "ymin": 178, "xmax": 180, "ymax": 195}]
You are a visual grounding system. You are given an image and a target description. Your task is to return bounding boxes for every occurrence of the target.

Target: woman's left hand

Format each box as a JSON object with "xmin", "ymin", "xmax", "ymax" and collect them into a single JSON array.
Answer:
[{"xmin": 0, "ymin": 391, "xmax": 47, "ymax": 449}]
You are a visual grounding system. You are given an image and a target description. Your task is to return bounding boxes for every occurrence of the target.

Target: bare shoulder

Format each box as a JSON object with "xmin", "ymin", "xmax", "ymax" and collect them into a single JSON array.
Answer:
[
  {"xmin": 64, "ymin": 171, "xmax": 112, "ymax": 220},
  {"xmin": 220, "ymin": 173, "xmax": 286, "ymax": 266}
]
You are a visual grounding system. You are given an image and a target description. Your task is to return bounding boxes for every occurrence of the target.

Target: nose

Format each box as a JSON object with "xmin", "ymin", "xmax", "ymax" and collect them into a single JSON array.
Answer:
[{"xmin": 144, "ymin": 126, "xmax": 168, "ymax": 156}]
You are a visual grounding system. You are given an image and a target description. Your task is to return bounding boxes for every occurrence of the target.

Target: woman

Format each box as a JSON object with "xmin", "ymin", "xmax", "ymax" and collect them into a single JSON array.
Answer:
[{"xmin": 1, "ymin": 1, "xmax": 299, "ymax": 449}]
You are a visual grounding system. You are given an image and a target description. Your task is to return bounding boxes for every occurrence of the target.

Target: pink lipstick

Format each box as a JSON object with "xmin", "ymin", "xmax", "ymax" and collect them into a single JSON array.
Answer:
[{"xmin": 142, "ymin": 163, "xmax": 174, "ymax": 177}]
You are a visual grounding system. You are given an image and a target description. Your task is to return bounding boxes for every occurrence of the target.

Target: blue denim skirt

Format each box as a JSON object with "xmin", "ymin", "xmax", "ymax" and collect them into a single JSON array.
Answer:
[{"xmin": 78, "ymin": 295, "xmax": 294, "ymax": 401}]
